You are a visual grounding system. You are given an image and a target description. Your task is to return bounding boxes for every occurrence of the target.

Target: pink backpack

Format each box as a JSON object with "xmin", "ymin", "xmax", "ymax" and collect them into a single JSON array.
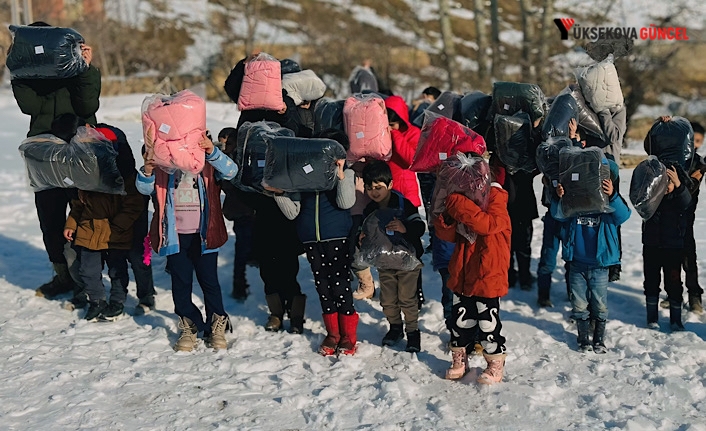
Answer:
[
  {"xmin": 142, "ymin": 90, "xmax": 206, "ymax": 175},
  {"xmin": 238, "ymin": 53, "xmax": 285, "ymax": 111},
  {"xmin": 343, "ymin": 94, "xmax": 392, "ymax": 162}
]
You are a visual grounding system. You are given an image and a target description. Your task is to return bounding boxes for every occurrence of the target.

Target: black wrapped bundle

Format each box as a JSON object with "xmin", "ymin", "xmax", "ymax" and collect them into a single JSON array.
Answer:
[
  {"xmin": 314, "ymin": 98, "xmax": 345, "ymax": 133},
  {"xmin": 494, "ymin": 112, "xmax": 535, "ymax": 174},
  {"xmin": 232, "ymin": 121, "xmax": 295, "ymax": 194},
  {"xmin": 459, "ymin": 91, "xmax": 493, "ymax": 131},
  {"xmin": 263, "ymin": 137, "xmax": 347, "ymax": 192},
  {"xmin": 630, "ymin": 156, "xmax": 668, "ymax": 220},
  {"xmin": 19, "ymin": 128, "xmax": 124, "ymax": 194},
  {"xmin": 536, "ymin": 136, "xmax": 573, "ymax": 181},
  {"xmin": 354, "ymin": 207, "xmax": 422, "ymax": 271},
  {"xmin": 490, "ymin": 82, "xmax": 546, "ymax": 124},
  {"xmin": 541, "ymin": 93, "xmax": 578, "ymax": 141},
  {"xmin": 7, "ymin": 25, "xmax": 88, "ymax": 79},
  {"xmin": 280, "ymin": 58, "xmax": 301, "ymax": 75},
  {"xmin": 562, "ymin": 84, "xmax": 608, "ymax": 143},
  {"xmin": 643, "ymin": 116, "xmax": 694, "ymax": 169},
  {"xmin": 558, "ymin": 146, "xmax": 611, "ymax": 217},
  {"xmin": 412, "ymin": 91, "xmax": 461, "ymax": 128}
]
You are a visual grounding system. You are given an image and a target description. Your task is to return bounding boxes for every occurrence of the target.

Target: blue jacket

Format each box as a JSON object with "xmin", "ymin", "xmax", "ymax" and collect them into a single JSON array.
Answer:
[
  {"xmin": 553, "ymin": 192, "xmax": 631, "ymax": 268},
  {"xmin": 295, "ymin": 189, "xmax": 353, "ymax": 243},
  {"xmin": 432, "ymin": 233, "xmax": 455, "ymax": 271}
]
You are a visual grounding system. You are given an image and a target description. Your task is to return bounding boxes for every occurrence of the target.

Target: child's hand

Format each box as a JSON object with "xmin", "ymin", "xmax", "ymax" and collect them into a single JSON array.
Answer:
[
  {"xmin": 142, "ymin": 159, "xmax": 156, "ymax": 177},
  {"xmin": 556, "ymin": 183, "xmax": 565, "ymax": 198},
  {"xmin": 63, "ymin": 229, "xmax": 74, "ymax": 242},
  {"xmin": 199, "ymin": 132, "xmax": 215, "ymax": 155},
  {"xmin": 602, "ymin": 179, "xmax": 613, "ymax": 196},
  {"xmin": 336, "ymin": 159, "xmax": 346, "ymax": 180},
  {"xmin": 80, "ymin": 44, "xmax": 93, "ymax": 65},
  {"xmin": 568, "ymin": 118, "xmax": 578, "ymax": 139},
  {"xmin": 358, "ymin": 232, "xmax": 365, "ymax": 246},
  {"xmin": 660, "ymin": 116, "xmax": 672, "ymax": 123},
  {"xmin": 691, "ymin": 170, "xmax": 703, "ymax": 182},
  {"xmin": 386, "ymin": 218, "xmax": 407, "ymax": 234},
  {"xmin": 666, "ymin": 166, "xmax": 681, "ymax": 188}
]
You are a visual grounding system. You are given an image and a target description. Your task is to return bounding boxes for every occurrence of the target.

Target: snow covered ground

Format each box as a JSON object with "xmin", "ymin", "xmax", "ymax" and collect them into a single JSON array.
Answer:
[{"xmin": 1, "ymin": 87, "xmax": 706, "ymax": 430}]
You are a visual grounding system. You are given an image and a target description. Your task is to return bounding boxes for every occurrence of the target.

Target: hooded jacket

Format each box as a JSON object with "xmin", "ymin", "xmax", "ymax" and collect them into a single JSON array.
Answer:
[{"xmin": 384, "ymin": 95, "xmax": 422, "ymax": 207}]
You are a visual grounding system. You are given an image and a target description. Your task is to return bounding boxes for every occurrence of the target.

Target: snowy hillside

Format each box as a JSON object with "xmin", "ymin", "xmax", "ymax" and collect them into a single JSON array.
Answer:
[{"xmin": 1, "ymin": 87, "xmax": 706, "ymax": 430}]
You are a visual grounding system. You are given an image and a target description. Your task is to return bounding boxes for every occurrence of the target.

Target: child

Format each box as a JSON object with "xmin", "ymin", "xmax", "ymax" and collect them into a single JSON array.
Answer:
[
  {"xmin": 136, "ymin": 131, "xmax": 238, "ymax": 351},
  {"xmin": 434, "ymin": 160, "xmax": 511, "ymax": 384},
  {"xmin": 362, "ymin": 160, "xmax": 425, "ymax": 352},
  {"xmin": 63, "ymin": 122, "xmax": 146, "ymax": 321},
  {"xmin": 271, "ymin": 129, "xmax": 358, "ymax": 355},
  {"xmin": 553, "ymin": 160, "xmax": 631, "ymax": 352}
]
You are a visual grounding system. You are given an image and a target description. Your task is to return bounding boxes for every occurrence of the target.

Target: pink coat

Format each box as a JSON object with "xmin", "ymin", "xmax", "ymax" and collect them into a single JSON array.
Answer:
[
  {"xmin": 142, "ymin": 90, "xmax": 206, "ymax": 175},
  {"xmin": 237, "ymin": 59, "xmax": 285, "ymax": 111},
  {"xmin": 343, "ymin": 95, "xmax": 392, "ymax": 162}
]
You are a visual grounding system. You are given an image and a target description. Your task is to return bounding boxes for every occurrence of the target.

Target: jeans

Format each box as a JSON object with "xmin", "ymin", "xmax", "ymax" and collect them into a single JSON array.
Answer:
[
  {"xmin": 569, "ymin": 261, "xmax": 609, "ymax": 321},
  {"xmin": 78, "ymin": 247, "xmax": 130, "ymax": 304},
  {"xmin": 537, "ymin": 211, "xmax": 562, "ymax": 299},
  {"xmin": 439, "ymin": 268, "xmax": 453, "ymax": 330}
]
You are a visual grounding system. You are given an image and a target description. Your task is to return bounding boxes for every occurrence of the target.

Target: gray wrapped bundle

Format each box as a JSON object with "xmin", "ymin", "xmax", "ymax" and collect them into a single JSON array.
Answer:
[
  {"xmin": 232, "ymin": 121, "xmax": 294, "ymax": 195},
  {"xmin": 314, "ymin": 98, "xmax": 345, "ymax": 133},
  {"xmin": 541, "ymin": 93, "xmax": 578, "ymax": 141},
  {"xmin": 536, "ymin": 136, "xmax": 573, "ymax": 181},
  {"xmin": 494, "ymin": 112, "xmax": 535, "ymax": 174},
  {"xmin": 490, "ymin": 81, "xmax": 546, "ymax": 124},
  {"xmin": 558, "ymin": 146, "xmax": 611, "ymax": 217},
  {"xmin": 629, "ymin": 156, "xmax": 668, "ymax": 220},
  {"xmin": 7, "ymin": 25, "xmax": 88, "ymax": 79},
  {"xmin": 354, "ymin": 207, "xmax": 422, "ymax": 271}
]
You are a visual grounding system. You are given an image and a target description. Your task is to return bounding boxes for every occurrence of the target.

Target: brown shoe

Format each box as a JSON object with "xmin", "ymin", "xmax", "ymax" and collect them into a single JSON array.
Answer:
[
  {"xmin": 208, "ymin": 314, "xmax": 230, "ymax": 350},
  {"xmin": 175, "ymin": 317, "xmax": 198, "ymax": 352},
  {"xmin": 352, "ymin": 268, "xmax": 375, "ymax": 300}
]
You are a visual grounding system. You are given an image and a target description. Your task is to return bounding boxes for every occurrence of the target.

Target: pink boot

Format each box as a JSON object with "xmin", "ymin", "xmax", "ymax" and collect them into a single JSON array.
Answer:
[
  {"xmin": 445, "ymin": 345, "xmax": 470, "ymax": 380},
  {"xmin": 477, "ymin": 352, "xmax": 506, "ymax": 385}
]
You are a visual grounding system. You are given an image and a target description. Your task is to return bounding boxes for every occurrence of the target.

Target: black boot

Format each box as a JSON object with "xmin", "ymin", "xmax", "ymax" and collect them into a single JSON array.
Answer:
[
  {"xmin": 593, "ymin": 319, "xmax": 607, "ymax": 354},
  {"xmin": 646, "ymin": 296, "xmax": 659, "ymax": 329},
  {"xmin": 264, "ymin": 294, "xmax": 284, "ymax": 331},
  {"xmin": 382, "ymin": 323, "xmax": 404, "ymax": 346},
  {"xmin": 36, "ymin": 263, "xmax": 75, "ymax": 299},
  {"xmin": 405, "ymin": 330, "xmax": 421, "ymax": 353},
  {"xmin": 669, "ymin": 299, "xmax": 685, "ymax": 332},
  {"xmin": 576, "ymin": 318, "xmax": 592, "ymax": 352},
  {"xmin": 288, "ymin": 294, "xmax": 307, "ymax": 334},
  {"xmin": 85, "ymin": 299, "xmax": 107, "ymax": 322}
]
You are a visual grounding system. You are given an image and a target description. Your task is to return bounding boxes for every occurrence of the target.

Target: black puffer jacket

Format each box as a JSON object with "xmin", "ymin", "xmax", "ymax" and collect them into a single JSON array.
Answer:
[{"xmin": 642, "ymin": 169, "xmax": 691, "ymax": 248}]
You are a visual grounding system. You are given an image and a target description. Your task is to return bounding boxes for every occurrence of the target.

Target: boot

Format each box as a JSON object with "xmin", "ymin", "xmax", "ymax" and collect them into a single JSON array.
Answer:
[
  {"xmin": 382, "ymin": 323, "xmax": 404, "ymax": 346},
  {"xmin": 689, "ymin": 295, "xmax": 703, "ymax": 314},
  {"xmin": 608, "ymin": 264, "xmax": 621, "ymax": 282},
  {"xmin": 669, "ymin": 299, "xmax": 685, "ymax": 332},
  {"xmin": 537, "ymin": 276, "xmax": 553, "ymax": 308},
  {"xmin": 320, "ymin": 313, "xmax": 340, "ymax": 356},
  {"xmin": 36, "ymin": 263, "xmax": 74, "ymax": 299},
  {"xmin": 208, "ymin": 314, "xmax": 230, "ymax": 350},
  {"xmin": 445, "ymin": 344, "xmax": 470, "ymax": 380},
  {"xmin": 231, "ymin": 276, "xmax": 250, "ymax": 302},
  {"xmin": 646, "ymin": 296, "xmax": 659, "ymax": 329},
  {"xmin": 85, "ymin": 299, "xmax": 107, "ymax": 322},
  {"xmin": 135, "ymin": 295, "xmax": 156, "ymax": 315},
  {"xmin": 405, "ymin": 330, "xmax": 421, "ymax": 353},
  {"xmin": 338, "ymin": 312, "xmax": 359, "ymax": 355},
  {"xmin": 98, "ymin": 301, "xmax": 124, "ymax": 322},
  {"xmin": 592, "ymin": 319, "xmax": 607, "ymax": 354},
  {"xmin": 288, "ymin": 294, "xmax": 307, "ymax": 334},
  {"xmin": 264, "ymin": 294, "xmax": 284, "ymax": 331},
  {"xmin": 175, "ymin": 317, "xmax": 198, "ymax": 352},
  {"xmin": 576, "ymin": 318, "xmax": 592, "ymax": 352},
  {"xmin": 352, "ymin": 268, "xmax": 375, "ymax": 300},
  {"xmin": 660, "ymin": 298, "xmax": 670, "ymax": 309},
  {"xmin": 477, "ymin": 352, "xmax": 507, "ymax": 385}
]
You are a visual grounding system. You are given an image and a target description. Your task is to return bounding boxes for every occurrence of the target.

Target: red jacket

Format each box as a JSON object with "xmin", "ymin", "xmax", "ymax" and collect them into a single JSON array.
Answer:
[
  {"xmin": 434, "ymin": 184, "xmax": 512, "ymax": 298},
  {"xmin": 384, "ymin": 95, "xmax": 421, "ymax": 207}
]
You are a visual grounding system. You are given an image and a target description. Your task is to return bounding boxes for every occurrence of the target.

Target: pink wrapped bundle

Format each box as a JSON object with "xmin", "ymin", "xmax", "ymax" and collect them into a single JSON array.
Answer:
[
  {"xmin": 343, "ymin": 94, "xmax": 392, "ymax": 162},
  {"xmin": 237, "ymin": 53, "xmax": 285, "ymax": 111}
]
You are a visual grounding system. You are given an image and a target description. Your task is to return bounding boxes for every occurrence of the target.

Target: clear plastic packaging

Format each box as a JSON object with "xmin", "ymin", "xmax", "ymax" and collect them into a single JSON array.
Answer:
[
  {"xmin": 354, "ymin": 207, "xmax": 422, "ymax": 271},
  {"xmin": 558, "ymin": 146, "xmax": 611, "ymax": 217},
  {"xmin": 494, "ymin": 112, "xmax": 535, "ymax": 174},
  {"xmin": 643, "ymin": 116, "xmax": 694, "ymax": 169},
  {"xmin": 263, "ymin": 137, "xmax": 347, "ymax": 192},
  {"xmin": 459, "ymin": 91, "xmax": 493, "ymax": 131},
  {"xmin": 411, "ymin": 91, "xmax": 461, "ymax": 128},
  {"xmin": 314, "ymin": 98, "xmax": 345, "ymax": 133},
  {"xmin": 237, "ymin": 52, "xmax": 285, "ymax": 111},
  {"xmin": 629, "ymin": 156, "xmax": 668, "ymax": 220},
  {"xmin": 560, "ymin": 84, "xmax": 608, "ymax": 143},
  {"xmin": 536, "ymin": 136, "xmax": 573, "ymax": 181},
  {"xmin": 541, "ymin": 93, "xmax": 578, "ymax": 141},
  {"xmin": 6, "ymin": 25, "xmax": 88, "ymax": 79},
  {"xmin": 490, "ymin": 82, "xmax": 546, "ymax": 124},
  {"xmin": 282, "ymin": 69, "xmax": 326, "ymax": 106},
  {"xmin": 18, "ymin": 126, "xmax": 124, "ymax": 194},
  {"xmin": 575, "ymin": 54, "xmax": 624, "ymax": 113},
  {"xmin": 431, "ymin": 153, "xmax": 491, "ymax": 243},
  {"xmin": 343, "ymin": 93, "xmax": 392, "ymax": 162}
]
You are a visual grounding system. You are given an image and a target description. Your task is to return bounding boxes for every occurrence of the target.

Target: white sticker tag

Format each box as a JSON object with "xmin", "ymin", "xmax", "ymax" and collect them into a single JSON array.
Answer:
[
  {"xmin": 439, "ymin": 152, "xmax": 448, "ymax": 160},
  {"xmin": 356, "ymin": 132, "xmax": 365, "ymax": 139},
  {"xmin": 257, "ymin": 160, "xmax": 265, "ymax": 168},
  {"xmin": 386, "ymin": 229, "xmax": 395, "ymax": 236},
  {"xmin": 63, "ymin": 177, "xmax": 74, "ymax": 185},
  {"xmin": 503, "ymin": 103, "xmax": 510, "ymax": 111},
  {"xmin": 552, "ymin": 180, "xmax": 558, "ymax": 187},
  {"xmin": 437, "ymin": 104, "xmax": 445, "ymax": 111},
  {"xmin": 34, "ymin": 45, "xmax": 44, "ymax": 54},
  {"xmin": 159, "ymin": 123, "xmax": 171, "ymax": 134},
  {"xmin": 303, "ymin": 164, "xmax": 314, "ymax": 174},
  {"xmin": 571, "ymin": 173, "xmax": 579, "ymax": 181}
]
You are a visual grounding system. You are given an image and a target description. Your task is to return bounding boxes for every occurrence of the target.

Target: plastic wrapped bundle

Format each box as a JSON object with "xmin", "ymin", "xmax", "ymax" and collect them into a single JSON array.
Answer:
[
  {"xmin": 430, "ymin": 153, "xmax": 491, "ymax": 243},
  {"xmin": 142, "ymin": 90, "xmax": 206, "ymax": 175},
  {"xmin": 354, "ymin": 207, "xmax": 422, "ymax": 271},
  {"xmin": 575, "ymin": 54, "xmax": 624, "ymax": 113},
  {"xmin": 343, "ymin": 94, "xmax": 392, "ymax": 162},
  {"xmin": 494, "ymin": 112, "xmax": 535, "ymax": 174},
  {"xmin": 6, "ymin": 25, "xmax": 88, "ymax": 79},
  {"xmin": 19, "ymin": 127, "xmax": 124, "ymax": 194},
  {"xmin": 630, "ymin": 156, "xmax": 668, "ymax": 220},
  {"xmin": 643, "ymin": 116, "xmax": 694, "ymax": 169},
  {"xmin": 410, "ymin": 111, "xmax": 487, "ymax": 173},
  {"xmin": 541, "ymin": 93, "xmax": 578, "ymax": 141},
  {"xmin": 314, "ymin": 98, "xmax": 345, "ymax": 133},
  {"xmin": 282, "ymin": 69, "xmax": 327, "ymax": 106},
  {"xmin": 459, "ymin": 91, "xmax": 493, "ymax": 130},
  {"xmin": 559, "ymin": 84, "xmax": 607, "ymax": 144},
  {"xmin": 237, "ymin": 53, "xmax": 285, "ymax": 111},
  {"xmin": 490, "ymin": 82, "xmax": 546, "ymax": 124},
  {"xmin": 558, "ymin": 146, "xmax": 611, "ymax": 217},
  {"xmin": 536, "ymin": 136, "xmax": 573, "ymax": 181},
  {"xmin": 279, "ymin": 58, "xmax": 301, "ymax": 75},
  {"xmin": 232, "ymin": 121, "xmax": 295, "ymax": 194},
  {"xmin": 263, "ymin": 137, "xmax": 347, "ymax": 192},
  {"xmin": 411, "ymin": 91, "xmax": 461, "ymax": 128}
]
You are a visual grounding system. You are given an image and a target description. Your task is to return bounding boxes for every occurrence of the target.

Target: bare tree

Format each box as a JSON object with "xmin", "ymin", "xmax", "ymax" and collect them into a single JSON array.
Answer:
[
  {"xmin": 473, "ymin": 0, "xmax": 489, "ymax": 86},
  {"xmin": 438, "ymin": 0, "xmax": 459, "ymax": 90},
  {"xmin": 518, "ymin": 0, "xmax": 536, "ymax": 82},
  {"xmin": 537, "ymin": 0, "xmax": 554, "ymax": 90},
  {"xmin": 489, "ymin": 0, "xmax": 501, "ymax": 81}
]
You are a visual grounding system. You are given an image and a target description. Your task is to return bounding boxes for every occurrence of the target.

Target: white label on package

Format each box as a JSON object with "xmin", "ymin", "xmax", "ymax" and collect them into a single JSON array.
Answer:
[
  {"xmin": 571, "ymin": 173, "xmax": 579, "ymax": 181},
  {"xmin": 439, "ymin": 152, "xmax": 448, "ymax": 160},
  {"xmin": 386, "ymin": 229, "xmax": 395, "ymax": 236},
  {"xmin": 63, "ymin": 177, "xmax": 74, "ymax": 186},
  {"xmin": 303, "ymin": 164, "xmax": 314, "ymax": 174},
  {"xmin": 34, "ymin": 45, "xmax": 45, "ymax": 54},
  {"xmin": 257, "ymin": 160, "xmax": 265, "ymax": 168},
  {"xmin": 159, "ymin": 123, "xmax": 171, "ymax": 134},
  {"xmin": 437, "ymin": 104, "xmax": 445, "ymax": 111},
  {"xmin": 552, "ymin": 180, "xmax": 558, "ymax": 187},
  {"xmin": 503, "ymin": 103, "xmax": 510, "ymax": 111},
  {"xmin": 356, "ymin": 132, "xmax": 365, "ymax": 139}
]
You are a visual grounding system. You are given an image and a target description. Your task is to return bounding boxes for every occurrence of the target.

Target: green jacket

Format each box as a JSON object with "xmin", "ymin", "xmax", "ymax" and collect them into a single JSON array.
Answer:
[{"xmin": 11, "ymin": 65, "xmax": 101, "ymax": 137}]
